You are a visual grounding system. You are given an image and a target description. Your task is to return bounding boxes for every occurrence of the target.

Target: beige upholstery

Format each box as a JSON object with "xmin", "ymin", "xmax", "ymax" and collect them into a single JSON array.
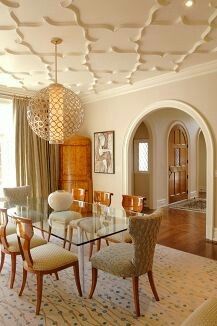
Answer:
[
  {"xmin": 2, "ymin": 233, "xmax": 47, "ymax": 252},
  {"xmin": 89, "ymin": 211, "xmax": 162, "ymax": 317},
  {"xmin": 91, "ymin": 242, "xmax": 135, "ymax": 277},
  {"xmin": 3, "ymin": 185, "xmax": 31, "ymax": 205},
  {"xmin": 97, "ymin": 225, "xmax": 132, "ymax": 243},
  {"xmin": 49, "ymin": 211, "xmax": 82, "ymax": 226},
  {"xmin": 76, "ymin": 217, "xmax": 102, "ymax": 234},
  {"xmin": 24, "ymin": 242, "xmax": 78, "ymax": 271},
  {"xmin": 182, "ymin": 298, "xmax": 217, "ymax": 326},
  {"xmin": 91, "ymin": 211, "xmax": 162, "ymax": 277},
  {"xmin": 6, "ymin": 223, "xmax": 16, "ymax": 235}
]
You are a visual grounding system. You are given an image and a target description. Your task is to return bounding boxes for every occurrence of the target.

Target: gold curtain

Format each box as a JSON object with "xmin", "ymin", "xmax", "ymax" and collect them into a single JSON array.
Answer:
[{"xmin": 13, "ymin": 96, "xmax": 59, "ymax": 198}]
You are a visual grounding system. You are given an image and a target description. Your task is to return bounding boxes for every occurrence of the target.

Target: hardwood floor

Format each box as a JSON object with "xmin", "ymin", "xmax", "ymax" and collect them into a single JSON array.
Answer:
[{"xmin": 157, "ymin": 206, "xmax": 217, "ymax": 260}]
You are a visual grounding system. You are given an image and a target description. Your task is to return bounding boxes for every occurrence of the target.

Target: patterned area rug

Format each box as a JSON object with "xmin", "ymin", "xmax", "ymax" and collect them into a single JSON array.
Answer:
[
  {"xmin": 169, "ymin": 198, "xmax": 206, "ymax": 213},
  {"xmin": 0, "ymin": 243, "xmax": 216, "ymax": 326}
]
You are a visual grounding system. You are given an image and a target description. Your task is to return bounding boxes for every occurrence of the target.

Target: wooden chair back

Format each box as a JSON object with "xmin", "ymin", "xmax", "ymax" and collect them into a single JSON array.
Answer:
[
  {"xmin": 72, "ymin": 188, "xmax": 86, "ymax": 201},
  {"xmin": 93, "ymin": 191, "xmax": 113, "ymax": 207},
  {"xmin": 16, "ymin": 217, "xmax": 34, "ymax": 267},
  {"xmin": 122, "ymin": 195, "xmax": 145, "ymax": 213},
  {"xmin": 0, "ymin": 208, "xmax": 9, "ymax": 248}
]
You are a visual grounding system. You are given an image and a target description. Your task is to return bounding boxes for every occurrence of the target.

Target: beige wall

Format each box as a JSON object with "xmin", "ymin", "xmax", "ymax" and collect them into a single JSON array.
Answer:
[{"xmin": 80, "ymin": 72, "xmax": 216, "ymax": 227}]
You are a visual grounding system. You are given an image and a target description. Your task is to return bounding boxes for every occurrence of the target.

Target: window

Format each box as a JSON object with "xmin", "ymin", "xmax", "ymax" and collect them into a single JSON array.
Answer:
[
  {"xmin": 134, "ymin": 139, "xmax": 149, "ymax": 173},
  {"xmin": 0, "ymin": 98, "xmax": 15, "ymax": 197}
]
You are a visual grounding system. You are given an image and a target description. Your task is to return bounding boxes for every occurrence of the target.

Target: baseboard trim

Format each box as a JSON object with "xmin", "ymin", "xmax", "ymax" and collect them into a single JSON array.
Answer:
[
  {"xmin": 157, "ymin": 198, "xmax": 167, "ymax": 208},
  {"xmin": 212, "ymin": 228, "xmax": 217, "ymax": 242},
  {"xmin": 189, "ymin": 191, "xmax": 197, "ymax": 199}
]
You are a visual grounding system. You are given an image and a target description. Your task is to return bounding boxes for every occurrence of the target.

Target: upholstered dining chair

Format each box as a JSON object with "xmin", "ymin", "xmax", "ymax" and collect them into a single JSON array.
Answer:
[
  {"xmin": 104, "ymin": 194, "xmax": 146, "ymax": 244},
  {"xmin": 48, "ymin": 188, "xmax": 86, "ymax": 248},
  {"xmin": 88, "ymin": 191, "xmax": 114, "ymax": 256},
  {"xmin": 89, "ymin": 210, "xmax": 162, "ymax": 317},
  {"xmin": 3, "ymin": 185, "xmax": 31, "ymax": 206},
  {"xmin": 16, "ymin": 216, "xmax": 82, "ymax": 315},
  {"xmin": 0, "ymin": 208, "xmax": 47, "ymax": 288}
]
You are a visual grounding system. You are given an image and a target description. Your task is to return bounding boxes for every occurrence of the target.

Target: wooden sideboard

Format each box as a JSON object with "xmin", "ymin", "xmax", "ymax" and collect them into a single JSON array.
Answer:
[{"xmin": 59, "ymin": 135, "xmax": 93, "ymax": 202}]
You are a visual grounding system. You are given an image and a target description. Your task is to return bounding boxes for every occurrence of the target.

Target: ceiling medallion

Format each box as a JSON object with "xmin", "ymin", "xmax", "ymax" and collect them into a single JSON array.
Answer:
[{"xmin": 27, "ymin": 38, "xmax": 84, "ymax": 144}]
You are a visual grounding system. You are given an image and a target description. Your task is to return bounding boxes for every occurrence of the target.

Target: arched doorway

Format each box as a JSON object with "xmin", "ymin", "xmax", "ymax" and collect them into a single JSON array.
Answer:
[{"xmin": 123, "ymin": 100, "xmax": 214, "ymax": 240}]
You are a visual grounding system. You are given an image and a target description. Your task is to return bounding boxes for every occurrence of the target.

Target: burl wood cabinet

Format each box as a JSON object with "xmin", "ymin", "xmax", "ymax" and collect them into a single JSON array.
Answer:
[{"xmin": 59, "ymin": 135, "xmax": 93, "ymax": 202}]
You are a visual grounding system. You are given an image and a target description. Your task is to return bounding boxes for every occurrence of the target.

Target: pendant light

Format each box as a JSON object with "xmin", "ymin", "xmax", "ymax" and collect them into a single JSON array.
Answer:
[{"xmin": 27, "ymin": 38, "xmax": 84, "ymax": 144}]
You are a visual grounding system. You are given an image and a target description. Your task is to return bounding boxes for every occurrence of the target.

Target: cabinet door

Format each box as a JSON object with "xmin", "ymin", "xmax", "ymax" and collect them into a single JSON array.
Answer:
[{"xmin": 60, "ymin": 144, "xmax": 91, "ymax": 181}]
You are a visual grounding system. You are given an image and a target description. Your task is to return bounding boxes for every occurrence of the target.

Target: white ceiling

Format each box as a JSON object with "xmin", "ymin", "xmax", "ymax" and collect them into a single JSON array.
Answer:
[{"xmin": 1, "ymin": 0, "xmax": 217, "ymax": 98}]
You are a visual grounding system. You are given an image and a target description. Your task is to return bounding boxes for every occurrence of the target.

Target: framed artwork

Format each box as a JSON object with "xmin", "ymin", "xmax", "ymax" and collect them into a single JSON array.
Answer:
[{"xmin": 94, "ymin": 131, "xmax": 115, "ymax": 174}]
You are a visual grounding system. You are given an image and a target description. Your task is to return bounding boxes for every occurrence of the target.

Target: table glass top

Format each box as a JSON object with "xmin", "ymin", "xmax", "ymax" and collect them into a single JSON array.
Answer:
[{"xmin": 3, "ymin": 198, "xmax": 139, "ymax": 246}]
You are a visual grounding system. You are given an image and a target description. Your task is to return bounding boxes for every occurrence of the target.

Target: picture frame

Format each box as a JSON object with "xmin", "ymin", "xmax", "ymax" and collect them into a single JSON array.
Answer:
[{"xmin": 94, "ymin": 131, "xmax": 115, "ymax": 174}]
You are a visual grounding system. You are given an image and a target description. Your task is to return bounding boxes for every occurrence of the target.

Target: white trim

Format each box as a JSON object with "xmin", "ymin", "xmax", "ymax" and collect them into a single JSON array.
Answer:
[
  {"xmin": 122, "ymin": 100, "xmax": 214, "ymax": 240},
  {"xmin": 213, "ymin": 228, "xmax": 217, "ymax": 242},
  {"xmin": 82, "ymin": 59, "xmax": 217, "ymax": 104},
  {"xmin": 189, "ymin": 191, "xmax": 197, "ymax": 199},
  {"xmin": 157, "ymin": 199, "xmax": 168, "ymax": 208}
]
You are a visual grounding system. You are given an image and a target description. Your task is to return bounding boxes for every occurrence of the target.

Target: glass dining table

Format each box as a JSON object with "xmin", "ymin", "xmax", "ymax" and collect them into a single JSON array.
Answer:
[{"xmin": 3, "ymin": 198, "xmax": 131, "ymax": 292}]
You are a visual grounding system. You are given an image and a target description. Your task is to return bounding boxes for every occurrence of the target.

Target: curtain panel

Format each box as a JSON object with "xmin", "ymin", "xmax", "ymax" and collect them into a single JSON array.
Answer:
[{"xmin": 13, "ymin": 97, "xmax": 59, "ymax": 198}]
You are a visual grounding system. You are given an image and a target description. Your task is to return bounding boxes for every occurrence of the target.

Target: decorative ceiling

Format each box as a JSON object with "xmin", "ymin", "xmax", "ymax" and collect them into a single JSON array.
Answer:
[{"xmin": 1, "ymin": 0, "xmax": 217, "ymax": 98}]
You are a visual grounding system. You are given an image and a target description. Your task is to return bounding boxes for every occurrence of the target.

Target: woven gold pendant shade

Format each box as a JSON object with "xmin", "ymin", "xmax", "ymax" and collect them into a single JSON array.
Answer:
[{"xmin": 27, "ymin": 38, "xmax": 84, "ymax": 144}]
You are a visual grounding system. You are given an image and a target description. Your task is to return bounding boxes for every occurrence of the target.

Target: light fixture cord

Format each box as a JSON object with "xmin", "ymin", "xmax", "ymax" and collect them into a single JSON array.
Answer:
[{"xmin": 55, "ymin": 42, "xmax": 57, "ymax": 83}]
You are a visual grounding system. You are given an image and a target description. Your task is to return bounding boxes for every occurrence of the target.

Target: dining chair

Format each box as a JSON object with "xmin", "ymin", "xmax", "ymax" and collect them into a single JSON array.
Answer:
[
  {"xmin": 16, "ymin": 216, "xmax": 82, "ymax": 315},
  {"xmin": 88, "ymin": 191, "xmax": 113, "ymax": 257},
  {"xmin": 89, "ymin": 210, "xmax": 162, "ymax": 317},
  {"xmin": 93, "ymin": 190, "xmax": 113, "ymax": 206},
  {"xmin": 0, "ymin": 208, "xmax": 16, "ymax": 236},
  {"xmin": 102, "ymin": 194, "xmax": 146, "ymax": 244},
  {"xmin": 0, "ymin": 207, "xmax": 47, "ymax": 288},
  {"xmin": 48, "ymin": 188, "xmax": 86, "ymax": 247},
  {"xmin": 3, "ymin": 185, "xmax": 31, "ymax": 205},
  {"xmin": 122, "ymin": 194, "xmax": 145, "ymax": 213}
]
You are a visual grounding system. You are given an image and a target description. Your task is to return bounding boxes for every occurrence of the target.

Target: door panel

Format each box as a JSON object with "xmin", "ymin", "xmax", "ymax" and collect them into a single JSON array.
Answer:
[{"xmin": 168, "ymin": 124, "xmax": 188, "ymax": 203}]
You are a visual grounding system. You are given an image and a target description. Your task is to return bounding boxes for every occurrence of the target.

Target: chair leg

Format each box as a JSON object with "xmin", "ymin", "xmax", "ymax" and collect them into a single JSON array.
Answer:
[
  {"xmin": 36, "ymin": 273, "xmax": 43, "ymax": 315},
  {"xmin": 96, "ymin": 239, "xmax": 101, "ymax": 251},
  {"xmin": 19, "ymin": 268, "xmax": 27, "ymax": 296},
  {"xmin": 10, "ymin": 253, "xmax": 16, "ymax": 289},
  {"xmin": 63, "ymin": 227, "xmax": 67, "ymax": 248},
  {"xmin": 68, "ymin": 227, "xmax": 73, "ymax": 251},
  {"xmin": 0, "ymin": 251, "xmax": 5, "ymax": 272},
  {"xmin": 89, "ymin": 267, "xmax": 98, "ymax": 299},
  {"xmin": 89, "ymin": 242, "xmax": 94, "ymax": 260},
  {"xmin": 147, "ymin": 270, "xmax": 159, "ymax": 301},
  {"xmin": 54, "ymin": 272, "xmax": 59, "ymax": 280},
  {"xmin": 48, "ymin": 225, "xmax": 52, "ymax": 242},
  {"xmin": 132, "ymin": 276, "xmax": 140, "ymax": 317},
  {"xmin": 105, "ymin": 239, "xmax": 110, "ymax": 246},
  {"xmin": 73, "ymin": 262, "xmax": 82, "ymax": 297}
]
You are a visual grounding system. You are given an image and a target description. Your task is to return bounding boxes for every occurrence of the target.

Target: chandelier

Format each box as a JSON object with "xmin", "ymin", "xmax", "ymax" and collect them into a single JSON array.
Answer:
[{"xmin": 27, "ymin": 38, "xmax": 84, "ymax": 144}]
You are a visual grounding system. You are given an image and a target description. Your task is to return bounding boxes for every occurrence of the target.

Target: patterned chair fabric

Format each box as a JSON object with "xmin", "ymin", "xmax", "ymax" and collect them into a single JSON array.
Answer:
[
  {"xmin": 1, "ymin": 233, "xmax": 47, "ymax": 253},
  {"xmin": 3, "ymin": 185, "xmax": 31, "ymax": 205},
  {"xmin": 91, "ymin": 210, "xmax": 162, "ymax": 277},
  {"xmin": 23, "ymin": 243, "xmax": 78, "ymax": 271}
]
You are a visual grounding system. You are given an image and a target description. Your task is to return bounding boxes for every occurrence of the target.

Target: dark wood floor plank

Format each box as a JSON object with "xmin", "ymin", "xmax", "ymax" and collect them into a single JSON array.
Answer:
[{"xmin": 157, "ymin": 207, "xmax": 217, "ymax": 260}]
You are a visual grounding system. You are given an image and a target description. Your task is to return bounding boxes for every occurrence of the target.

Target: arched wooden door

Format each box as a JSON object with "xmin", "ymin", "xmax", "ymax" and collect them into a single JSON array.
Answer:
[{"xmin": 168, "ymin": 124, "xmax": 188, "ymax": 203}]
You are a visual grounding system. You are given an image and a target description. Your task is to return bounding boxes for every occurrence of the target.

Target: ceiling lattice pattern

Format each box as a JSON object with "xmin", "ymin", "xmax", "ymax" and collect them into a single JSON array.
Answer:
[{"xmin": 0, "ymin": 0, "xmax": 217, "ymax": 96}]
